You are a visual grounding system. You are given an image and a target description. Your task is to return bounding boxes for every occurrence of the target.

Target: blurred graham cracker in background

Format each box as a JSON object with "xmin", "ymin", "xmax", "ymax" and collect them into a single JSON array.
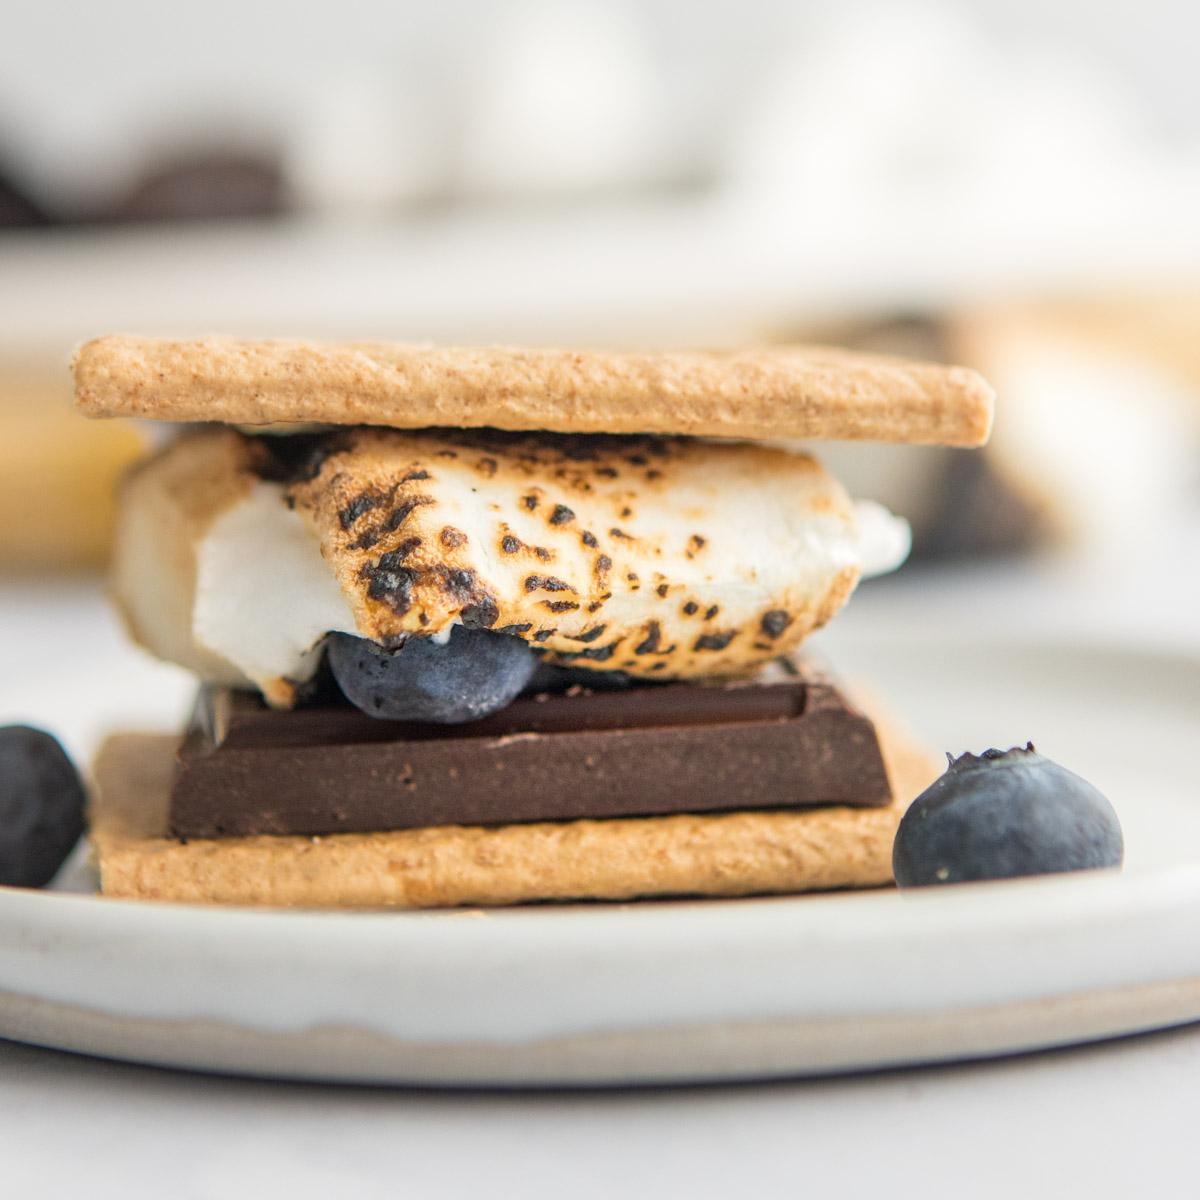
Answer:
[
  {"xmin": 951, "ymin": 294, "xmax": 1200, "ymax": 552},
  {"xmin": 0, "ymin": 357, "xmax": 147, "ymax": 572},
  {"xmin": 958, "ymin": 291, "xmax": 1200, "ymax": 396},
  {"xmin": 794, "ymin": 294, "xmax": 1200, "ymax": 561}
]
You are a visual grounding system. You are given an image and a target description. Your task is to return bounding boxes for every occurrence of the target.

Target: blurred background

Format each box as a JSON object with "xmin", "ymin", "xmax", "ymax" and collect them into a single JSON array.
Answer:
[{"xmin": 1, "ymin": 0, "xmax": 1198, "ymax": 748}]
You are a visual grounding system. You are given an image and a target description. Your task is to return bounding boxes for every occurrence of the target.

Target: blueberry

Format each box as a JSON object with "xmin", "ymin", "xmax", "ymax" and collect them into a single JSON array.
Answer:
[
  {"xmin": 327, "ymin": 627, "xmax": 537, "ymax": 723},
  {"xmin": 0, "ymin": 726, "xmax": 87, "ymax": 888},
  {"xmin": 893, "ymin": 743, "xmax": 1122, "ymax": 887}
]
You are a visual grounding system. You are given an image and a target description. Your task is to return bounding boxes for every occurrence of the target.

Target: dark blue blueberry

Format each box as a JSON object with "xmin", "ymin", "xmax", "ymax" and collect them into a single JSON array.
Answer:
[
  {"xmin": 893, "ymin": 743, "xmax": 1123, "ymax": 887},
  {"xmin": 0, "ymin": 726, "xmax": 87, "ymax": 887},
  {"xmin": 327, "ymin": 627, "xmax": 537, "ymax": 723}
]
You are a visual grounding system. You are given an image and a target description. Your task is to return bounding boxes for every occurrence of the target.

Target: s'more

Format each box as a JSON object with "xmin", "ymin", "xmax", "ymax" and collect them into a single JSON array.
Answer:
[{"xmin": 75, "ymin": 337, "xmax": 993, "ymax": 908}]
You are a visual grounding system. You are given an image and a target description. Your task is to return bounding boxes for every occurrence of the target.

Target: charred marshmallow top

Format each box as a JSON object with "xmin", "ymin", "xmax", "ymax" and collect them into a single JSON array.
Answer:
[{"xmin": 192, "ymin": 430, "xmax": 910, "ymax": 693}]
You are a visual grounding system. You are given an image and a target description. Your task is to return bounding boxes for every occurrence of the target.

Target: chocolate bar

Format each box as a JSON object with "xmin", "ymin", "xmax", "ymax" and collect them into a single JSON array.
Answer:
[{"xmin": 169, "ymin": 673, "xmax": 892, "ymax": 838}]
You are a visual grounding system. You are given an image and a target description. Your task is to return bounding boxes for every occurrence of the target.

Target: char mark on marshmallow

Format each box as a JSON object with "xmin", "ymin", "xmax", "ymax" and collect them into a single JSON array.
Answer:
[
  {"xmin": 634, "ymin": 622, "xmax": 662, "ymax": 655},
  {"xmin": 524, "ymin": 574, "xmax": 573, "ymax": 593},
  {"xmin": 570, "ymin": 625, "xmax": 608, "ymax": 643},
  {"xmin": 695, "ymin": 631, "xmax": 737, "ymax": 652},
  {"xmin": 760, "ymin": 610, "xmax": 793, "ymax": 639},
  {"xmin": 338, "ymin": 489, "xmax": 388, "ymax": 530},
  {"xmin": 253, "ymin": 430, "xmax": 351, "ymax": 485},
  {"xmin": 360, "ymin": 555, "xmax": 419, "ymax": 616}
]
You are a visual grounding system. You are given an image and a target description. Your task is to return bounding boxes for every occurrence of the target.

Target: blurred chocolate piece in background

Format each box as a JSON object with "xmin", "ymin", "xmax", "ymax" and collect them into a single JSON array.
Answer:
[
  {"xmin": 0, "ymin": 158, "xmax": 52, "ymax": 227},
  {"xmin": 811, "ymin": 306, "xmax": 1200, "ymax": 566},
  {"xmin": 795, "ymin": 316, "xmax": 1048, "ymax": 564},
  {"xmin": 953, "ymin": 300, "xmax": 1200, "ymax": 556},
  {"xmin": 102, "ymin": 150, "xmax": 286, "ymax": 223},
  {"xmin": 915, "ymin": 446, "xmax": 1045, "ymax": 562}
]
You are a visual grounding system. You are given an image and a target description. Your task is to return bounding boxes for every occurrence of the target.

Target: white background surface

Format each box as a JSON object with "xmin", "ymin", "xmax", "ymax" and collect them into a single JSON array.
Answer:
[{"xmin": 1, "ymin": 523, "xmax": 1198, "ymax": 1196}]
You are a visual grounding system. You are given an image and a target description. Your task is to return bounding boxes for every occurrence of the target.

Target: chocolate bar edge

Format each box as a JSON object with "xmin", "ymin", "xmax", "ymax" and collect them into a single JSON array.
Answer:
[{"xmin": 169, "ymin": 677, "xmax": 893, "ymax": 839}]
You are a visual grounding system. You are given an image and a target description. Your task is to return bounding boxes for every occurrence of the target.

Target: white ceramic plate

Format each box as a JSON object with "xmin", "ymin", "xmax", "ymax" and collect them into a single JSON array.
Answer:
[{"xmin": 1, "ymin": 635, "xmax": 1198, "ymax": 1086}]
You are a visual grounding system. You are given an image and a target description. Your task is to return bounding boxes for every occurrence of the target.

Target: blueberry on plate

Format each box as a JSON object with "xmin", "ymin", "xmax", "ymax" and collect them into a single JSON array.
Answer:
[
  {"xmin": 893, "ymin": 743, "xmax": 1122, "ymax": 887},
  {"xmin": 0, "ymin": 726, "xmax": 87, "ymax": 888},
  {"xmin": 327, "ymin": 627, "xmax": 537, "ymax": 723}
]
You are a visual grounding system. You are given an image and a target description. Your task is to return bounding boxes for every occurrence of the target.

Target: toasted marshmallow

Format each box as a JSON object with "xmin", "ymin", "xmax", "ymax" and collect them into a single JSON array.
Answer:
[
  {"xmin": 280, "ymin": 428, "xmax": 908, "ymax": 680},
  {"xmin": 114, "ymin": 428, "xmax": 909, "ymax": 701}
]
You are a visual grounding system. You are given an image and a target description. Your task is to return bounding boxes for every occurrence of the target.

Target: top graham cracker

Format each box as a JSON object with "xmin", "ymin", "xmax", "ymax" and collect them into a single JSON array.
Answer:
[{"xmin": 73, "ymin": 336, "xmax": 994, "ymax": 446}]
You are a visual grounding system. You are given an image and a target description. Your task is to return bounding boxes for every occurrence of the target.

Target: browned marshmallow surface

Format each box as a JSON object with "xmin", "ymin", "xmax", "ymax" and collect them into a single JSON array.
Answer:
[{"xmin": 279, "ymin": 428, "xmax": 864, "ymax": 679}]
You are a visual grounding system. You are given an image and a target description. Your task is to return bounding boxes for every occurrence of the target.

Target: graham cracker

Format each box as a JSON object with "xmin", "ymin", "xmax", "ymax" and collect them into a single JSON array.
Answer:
[
  {"xmin": 88, "ymin": 715, "xmax": 939, "ymax": 909},
  {"xmin": 74, "ymin": 337, "xmax": 994, "ymax": 447}
]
